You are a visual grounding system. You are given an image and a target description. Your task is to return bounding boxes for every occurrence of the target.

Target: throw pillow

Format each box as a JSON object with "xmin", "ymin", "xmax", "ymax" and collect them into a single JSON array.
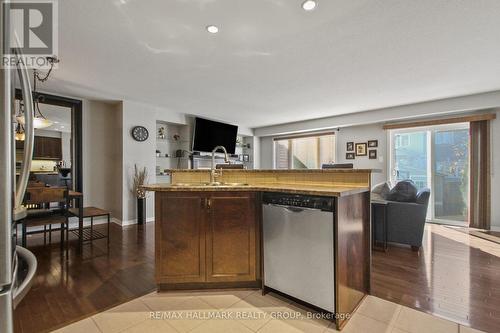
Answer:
[
  {"xmin": 386, "ymin": 180, "xmax": 418, "ymax": 202},
  {"xmin": 371, "ymin": 182, "xmax": 390, "ymax": 201}
]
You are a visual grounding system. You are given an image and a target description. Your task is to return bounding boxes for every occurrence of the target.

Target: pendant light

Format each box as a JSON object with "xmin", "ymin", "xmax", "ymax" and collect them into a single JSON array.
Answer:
[
  {"xmin": 15, "ymin": 123, "xmax": 25, "ymax": 141},
  {"xmin": 16, "ymin": 57, "xmax": 59, "ymax": 129},
  {"xmin": 33, "ymin": 99, "xmax": 53, "ymax": 128},
  {"xmin": 16, "ymin": 99, "xmax": 53, "ymax": 129}
]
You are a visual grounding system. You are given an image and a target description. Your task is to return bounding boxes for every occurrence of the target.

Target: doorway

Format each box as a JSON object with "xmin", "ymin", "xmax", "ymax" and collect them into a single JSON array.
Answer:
[
  {"xmin": 15, "ymin": 89, "xmax": 83, "ymax": 193},
  {"xmin": 389, "ymin": 123, "xmax": 470, "ymax": 226}
]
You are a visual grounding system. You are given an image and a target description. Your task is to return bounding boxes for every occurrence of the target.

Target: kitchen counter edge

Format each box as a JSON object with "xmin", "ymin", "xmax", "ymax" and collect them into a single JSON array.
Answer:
[{"xmin": 143, "ymin": 184, "xmax": 370, "ymax": 197}]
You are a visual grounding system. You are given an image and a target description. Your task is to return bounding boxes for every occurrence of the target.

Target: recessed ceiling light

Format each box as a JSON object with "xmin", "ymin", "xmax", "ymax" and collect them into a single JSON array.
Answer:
[
  {"xmin": 302, "ymin": 0, "xmax": 317, "ymax": 11},
  {"xmin": 206, "ymin": 25, "xmax": 219, "ymax": 34}
]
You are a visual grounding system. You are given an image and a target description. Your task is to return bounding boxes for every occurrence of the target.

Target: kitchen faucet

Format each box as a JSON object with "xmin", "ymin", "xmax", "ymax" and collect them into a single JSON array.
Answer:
[{"xmin": 210, "ymin": 146, "xmax": 230, "ymax": 185}]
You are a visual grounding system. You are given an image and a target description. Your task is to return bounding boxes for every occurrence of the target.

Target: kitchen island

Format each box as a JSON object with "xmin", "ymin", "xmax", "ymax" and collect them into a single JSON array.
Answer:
[{"xmin": 143, "ymin": 169, "xmax": 371, "ymax": 330}]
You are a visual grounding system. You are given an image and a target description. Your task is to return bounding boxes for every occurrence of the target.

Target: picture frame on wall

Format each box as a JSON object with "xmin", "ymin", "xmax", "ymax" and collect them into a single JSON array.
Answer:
[
  {"xmin": 346, "ymin": 142, "xmax": 354, "ymax": 152},
  {"xmin": 346, "ymin": 152, "xmax": 355, "ymax": 160},
  {"xmin": 369, "ymin": 149, "xmax": 377, "ymax": 159},
  {"xmin": 355, "ymin": 143, "xmax": 367, "ymax": 156},
  {"xmin": 368, "ymin": 140, "xmax": 378, "ymax": 148}
]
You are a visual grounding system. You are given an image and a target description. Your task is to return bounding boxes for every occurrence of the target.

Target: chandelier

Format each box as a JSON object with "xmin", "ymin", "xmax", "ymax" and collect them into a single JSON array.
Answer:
[{"xmin": 16, "ymin": 56, "xmax": 60, "ymax": 130}]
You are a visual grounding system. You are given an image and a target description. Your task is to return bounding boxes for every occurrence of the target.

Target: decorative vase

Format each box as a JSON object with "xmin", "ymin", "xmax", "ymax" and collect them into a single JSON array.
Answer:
[{"xmin": 137, "ymin": 197, "xmax": 146, "ymax": 225}]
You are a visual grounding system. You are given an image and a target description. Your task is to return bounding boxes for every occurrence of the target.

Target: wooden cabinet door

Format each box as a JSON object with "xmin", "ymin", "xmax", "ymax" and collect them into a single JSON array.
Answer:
[
  {"xmin": 55, "ymin": 138, "xmax": 62, "ymax": 159},
  {"xmin": 52, "ymin": 137, "xmax": 62, "ymax": 160},
  {"xmin": 33, "ymin": 136, "xmax": 45, "ymax": 159},
  {"xmin": 15, "ymin": 140, "xmax": 24, "ymax": 150},
  {"xmin": 155, "ymin": 192, "xmax": 206, "ymax": 284},
  {"xmin": 33, "ymin": 136, "xmax": 62, "ymax": 160},
  {"xmin": 45, "ymin": 137, "xmax": 62, "ymax": 160},
  {"xmin": 205, "ymin": 192, "xmax": 257, "ymax": 282}
]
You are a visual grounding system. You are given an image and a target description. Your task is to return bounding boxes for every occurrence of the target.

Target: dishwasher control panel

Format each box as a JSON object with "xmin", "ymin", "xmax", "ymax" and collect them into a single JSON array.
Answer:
[{"xmin": 262, "ymin": 192, "xmax": 334, "ymax": 212}]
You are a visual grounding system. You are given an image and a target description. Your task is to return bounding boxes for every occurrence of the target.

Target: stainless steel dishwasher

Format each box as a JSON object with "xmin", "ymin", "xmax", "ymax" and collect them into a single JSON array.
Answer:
[{"xmin": 262, "ymin": 192, "xmax": 335, "ymax": 312}]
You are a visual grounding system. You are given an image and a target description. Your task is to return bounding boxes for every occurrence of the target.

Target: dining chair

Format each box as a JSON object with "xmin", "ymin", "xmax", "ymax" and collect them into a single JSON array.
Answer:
[{"xmin": 21, "ymin": 187, "xmax": 69, "ymax": 252}]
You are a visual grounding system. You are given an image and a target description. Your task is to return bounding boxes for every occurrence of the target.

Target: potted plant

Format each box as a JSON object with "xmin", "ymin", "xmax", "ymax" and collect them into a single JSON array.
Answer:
[{"xmin": 132, "ymin": 164, "xmax": 148, "ymax": 225}]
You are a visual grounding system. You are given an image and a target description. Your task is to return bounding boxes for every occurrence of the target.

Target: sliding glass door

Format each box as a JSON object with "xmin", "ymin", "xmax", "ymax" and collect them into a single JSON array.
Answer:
[
  {"xmin": 390, "ymin": 124, "xmax": 470, "ymax": 226},
  {"xmin": 392, "ymin": 130, "xmax": 429, "ymax": 189},
  {"xmin": 433, "ymin": 127, "xmax": 469, "ymax": 223}
]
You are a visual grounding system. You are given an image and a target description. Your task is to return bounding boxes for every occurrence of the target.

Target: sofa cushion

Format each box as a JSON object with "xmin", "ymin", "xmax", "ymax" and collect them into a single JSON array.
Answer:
[
  {"xmin": 371, "ymin": 182, "xmax": 391, "ymax": 201},
  {"xmin": 416, "ymin": 188, "xmax": 431, "ymax": 205},
  {"xmin": 386, "ymin": 180, "xmax": 418, "ymax": 202}
]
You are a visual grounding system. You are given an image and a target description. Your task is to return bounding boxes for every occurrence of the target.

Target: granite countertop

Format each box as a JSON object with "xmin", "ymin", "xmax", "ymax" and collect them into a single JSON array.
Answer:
[
  {"xmin": 143, "ymin": 183, "xmax": 369, "ymax": 197},
  {"xmin": 163, "ymin": 169, "xmax": 373, "ymax": 173}
]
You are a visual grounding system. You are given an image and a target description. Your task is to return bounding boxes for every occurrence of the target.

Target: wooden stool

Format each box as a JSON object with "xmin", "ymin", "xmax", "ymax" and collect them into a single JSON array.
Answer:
[{"xmin": 67, "ymin": 207, "xmax": 111, "ymax": 253}]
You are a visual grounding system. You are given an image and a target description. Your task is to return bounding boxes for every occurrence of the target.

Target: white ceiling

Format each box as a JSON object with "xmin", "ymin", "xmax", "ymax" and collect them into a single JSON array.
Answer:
[
  {"xmin": 39, "ymin": 0, "xmax": 500, "ymax": 128},
  {"xmin": 37, "ymin": 103, "xmax": 72, "ymax": 132}
]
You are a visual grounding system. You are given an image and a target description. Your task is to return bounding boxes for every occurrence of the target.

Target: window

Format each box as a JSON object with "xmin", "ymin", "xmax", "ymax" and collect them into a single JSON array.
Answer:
[
  {"xmin": 395, "ymin": 134, "xmax": 410, "ymax": 147},
  {"xmin": 390, "ymin": 123, "xmax": 470, "ymax": 225},
  {"xmin": 274, "ymin": 133, "xmax": 335, "ymax": 169}
]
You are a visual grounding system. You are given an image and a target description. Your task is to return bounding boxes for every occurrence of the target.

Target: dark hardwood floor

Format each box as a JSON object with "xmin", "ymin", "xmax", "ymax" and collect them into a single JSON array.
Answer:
[
  {"xmin": 14, "ymin": 223, "xmax": 155, "ymax": 333},
  {"xmin": 372, "ymin": 224, "xmax": 500, "ymax": 333},
  {"xmin": 14, "ymin": 222, "xmax": 500, "ymax": 333}
]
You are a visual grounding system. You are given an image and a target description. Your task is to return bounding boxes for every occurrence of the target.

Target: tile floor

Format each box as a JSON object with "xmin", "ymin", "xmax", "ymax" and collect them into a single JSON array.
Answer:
[{"xmin": 52, "ymin": 289, "xmax": 486, "ymax": 333}]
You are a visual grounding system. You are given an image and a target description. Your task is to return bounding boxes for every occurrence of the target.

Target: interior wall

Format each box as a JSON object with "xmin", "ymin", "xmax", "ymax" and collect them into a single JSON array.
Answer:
[
  {"xmin": 61, "ymin": 132, "xmax": 71, "ymax": 165},
  {"xmin": 81, "ymin": 99, "xmax": 189, "ymax": 224},
  {"xmin": 121, "ymin": 101, "xmax": 157, "ymax": 224},
  {"xmin": 251, "ymin": 136, "xmax": 261, "ymax": 169},
  {"xmin": 82, "ymin": 100, "xmax": 123, "ymax": 220},
  {"xmin": 335, "ymin": 124, "xmax": 387, "ymax": 185},
  {"xmin": 259, "ymin": 136, "xmax": 274, "ymax": 169},
  {"xmin": 119, "ymin": 100, "xmax": 192, "ymax": 224}
]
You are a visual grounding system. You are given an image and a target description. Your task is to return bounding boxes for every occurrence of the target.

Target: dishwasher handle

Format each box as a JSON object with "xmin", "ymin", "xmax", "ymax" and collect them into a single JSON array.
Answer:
[{"xmin": 264, "ymin": 203, "xmax": 323, "ymax": 213}]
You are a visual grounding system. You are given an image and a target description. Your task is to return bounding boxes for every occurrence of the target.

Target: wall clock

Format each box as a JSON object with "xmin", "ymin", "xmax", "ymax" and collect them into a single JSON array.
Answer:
[{"xmin": 131, "ymin": 126, "xmax": 149, "ymax": 142}]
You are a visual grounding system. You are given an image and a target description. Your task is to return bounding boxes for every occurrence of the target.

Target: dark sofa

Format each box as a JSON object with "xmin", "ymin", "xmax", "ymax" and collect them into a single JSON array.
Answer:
[{"xmin": 373, "ymin": 187, "xmax": 430, "ymax": 250}]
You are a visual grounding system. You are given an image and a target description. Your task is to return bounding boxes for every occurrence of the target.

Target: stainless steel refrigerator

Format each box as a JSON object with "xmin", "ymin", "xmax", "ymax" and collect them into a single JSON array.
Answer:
[{"xmin": 1, "ymin": 4, "xmax": 38, "ymax": 332}]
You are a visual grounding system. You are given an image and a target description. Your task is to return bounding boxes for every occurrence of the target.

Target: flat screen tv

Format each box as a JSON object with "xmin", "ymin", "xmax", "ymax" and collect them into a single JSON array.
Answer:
[{"xmin": 192, "ymin": 117, "xmax": 238, "ymax": 154}]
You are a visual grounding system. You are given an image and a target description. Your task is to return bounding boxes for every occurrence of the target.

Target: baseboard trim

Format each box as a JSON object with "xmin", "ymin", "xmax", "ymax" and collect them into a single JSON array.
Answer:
[
  {"xmin": 111, "ymin": 217, "xmax": 122, "ymax": 226},
  {"xmin": 112, "ymin": 217, "xmax": 155, "ymax": 226}
]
